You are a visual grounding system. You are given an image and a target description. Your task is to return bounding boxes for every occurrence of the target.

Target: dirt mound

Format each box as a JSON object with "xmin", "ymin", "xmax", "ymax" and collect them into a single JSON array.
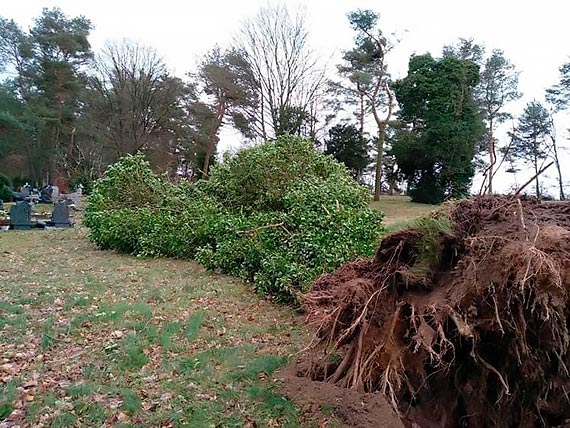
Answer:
[
  {"xmin": 277, "ymin": 365, "xmax": 404, "ymax": 427},
  {"xmin": 300, "ymin": 196, "xmax": 570, "ymax": 427}
]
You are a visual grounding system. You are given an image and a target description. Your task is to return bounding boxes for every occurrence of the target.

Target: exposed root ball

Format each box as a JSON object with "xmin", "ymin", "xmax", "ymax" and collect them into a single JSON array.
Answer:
[{"xmin": 302, "ymin": 196, "xmax": 570, "ymax": 428}]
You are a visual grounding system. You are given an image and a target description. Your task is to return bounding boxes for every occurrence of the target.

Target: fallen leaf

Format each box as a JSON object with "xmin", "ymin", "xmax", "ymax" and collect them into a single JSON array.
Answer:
[
  {"xmin": 160, "ymin": 392, "xmax": 173, "ymax": 402},
  {"xmin": 117, "ymin": 412, "xmax": 129, "ymax": 422},
  {"xmin": 23, "ymin": 379, "xmax": 38, "ymax": 388}
]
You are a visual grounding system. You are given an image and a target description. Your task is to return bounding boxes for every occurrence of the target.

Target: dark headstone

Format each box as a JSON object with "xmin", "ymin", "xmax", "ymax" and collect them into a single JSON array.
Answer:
[
  {"xmin": 51, "ymin": 202, "xmax": 70, "ymax": 228},
  {"xmin": 10, "ymin": 201, "xmax": 32, "ymax": 230},
  {"xmin": 0, "ymin": 200, "xmax": 3, "ymax": 211},
  {"xmin": 12, "ymin": 185, "xmax": 31, "ymax": 202},
  {"xmin": 39, "ymin": 185, "xmax": 53, "ymax": 204}
]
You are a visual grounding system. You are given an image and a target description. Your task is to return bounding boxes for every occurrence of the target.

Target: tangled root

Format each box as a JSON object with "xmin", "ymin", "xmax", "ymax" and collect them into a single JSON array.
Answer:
[{"xmin": 302, "ymin": 197, "xmax": 570, "ymax": 428}]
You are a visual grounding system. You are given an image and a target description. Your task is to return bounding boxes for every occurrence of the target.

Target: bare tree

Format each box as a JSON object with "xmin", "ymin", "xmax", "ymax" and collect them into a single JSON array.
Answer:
[
  {"xmin": 88, "ymin": 40, "xmax": 189, "ymax": 167},
  {"xmin": 234, "ymin": 4, "xmax": 326, "ymax": 140}
]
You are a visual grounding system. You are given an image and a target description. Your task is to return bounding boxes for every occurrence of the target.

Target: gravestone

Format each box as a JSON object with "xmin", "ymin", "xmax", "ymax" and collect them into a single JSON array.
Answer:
[
  {"xmin": 0, "ymin": 200, "xmax": 3, "ymax": 211},
  {"xmin": 51, "ymin": 185, "xmax": 59, "ymax": 201},
  {"xmin": 39, "ymin": 185, "xmax": 53, "ymax": 204},
  {"xmin": 51, "ymin": 202, "xmax": 71, "ymax": 228},
  {"xmin": 12, "ymin": 185, "xmax": 31, "ymax": 202},
  {"xmin": 67, "ymin": 184, "xmax": 83, "ymax": 206},
  {"xmin": 10, "ymin": 201, "xmax": 31, "ymax": 230}
]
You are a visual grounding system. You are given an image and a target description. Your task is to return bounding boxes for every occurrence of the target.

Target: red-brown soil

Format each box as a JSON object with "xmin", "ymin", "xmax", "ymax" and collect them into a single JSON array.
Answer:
[
  {"xmin": 297, "ymin": 197, "xmax": 570, "ymax": 428},
  {"xmin": 277, "ymin": 364, "xmax": 404, "ymax": 427}
]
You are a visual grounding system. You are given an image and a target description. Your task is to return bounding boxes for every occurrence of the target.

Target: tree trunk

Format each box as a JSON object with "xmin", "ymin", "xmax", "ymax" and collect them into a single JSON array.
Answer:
[
  {"xmin": 201, "ymin": 99, "xmax": 226, "ymax": 178},
  {"xmin": 373, "ymin": 124, "xmax": 386, "ymax": 201},
  {"xmin": 371, "ymin": 82, "xmax": 394, "ymax": 202},
  {"xmin": 358, "ymin": 90, "xmax": 365, "ymax": 138},
  {"xmin": 202, "ymin": 142, "xmax": 215, "ymax": 179},
  {"xmin": 487, "ymin": 119, "xmax": 495, "ymax": 194},
  {"xmin": 534, "ymin": 157, "xmax": 540, "ymax": 199},
  {"xmin": 551, "ymin": 136, "xmax": 565, "ymax": 200},
  {"xmin": 260, "ymin": 87, "xmax": 267, "ymax": 141}
]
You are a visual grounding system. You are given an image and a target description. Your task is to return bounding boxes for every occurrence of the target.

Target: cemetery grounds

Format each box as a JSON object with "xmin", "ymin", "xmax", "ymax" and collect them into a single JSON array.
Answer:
[{"xmin": 0, "ymin": 197, "xmax": 430, "ymax": 427}]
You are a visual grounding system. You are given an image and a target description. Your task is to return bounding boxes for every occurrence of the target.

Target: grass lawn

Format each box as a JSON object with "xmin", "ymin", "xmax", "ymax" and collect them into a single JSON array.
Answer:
[
  {"xmin": 0, "ymin": 196, "xmax": 433, "ymax": 427},
  {"xmin": 0, "ymin": 228, "xmax": 329, "ymax": 427},
  {"xmin": 370, "ymin": 195, "xmax": 437, "ymax": 227}
]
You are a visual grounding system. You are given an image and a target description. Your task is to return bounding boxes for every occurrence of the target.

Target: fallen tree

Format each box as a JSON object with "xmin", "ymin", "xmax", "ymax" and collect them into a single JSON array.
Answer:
[
  {"xmin": 84, "ymin": 136, "xmax": 384, "ymax": 303},
  {"xmin": 302, "ymin": 196, "xmax": 570, "ymax": 427}
]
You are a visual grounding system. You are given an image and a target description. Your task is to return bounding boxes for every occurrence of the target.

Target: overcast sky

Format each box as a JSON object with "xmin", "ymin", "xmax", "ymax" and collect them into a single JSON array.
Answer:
[{"xmin": 3, "ymin": 0, "xmax": 570, "ymax": 195}]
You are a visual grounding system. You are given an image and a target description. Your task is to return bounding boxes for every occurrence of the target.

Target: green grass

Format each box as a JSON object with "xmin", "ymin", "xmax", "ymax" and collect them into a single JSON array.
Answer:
[
  {"xmin": 0, "ymin": 201, "xmax": 430, "ymax": 427},
  {"xmin": 370, "ymin": 195, "xmax": 437, "ymax": 227},
  {"xmin": 0, "ymin": 227, "xmax": 315, "ymax": 427}
]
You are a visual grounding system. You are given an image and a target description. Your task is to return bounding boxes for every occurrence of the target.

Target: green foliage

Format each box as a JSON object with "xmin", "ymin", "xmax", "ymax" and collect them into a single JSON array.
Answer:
[
  {"xmin": 547, "ymin": 61, "xmax": 570, "ymax": 111},
  {"xmin": 86, "ymin": 137, "xmax": 384, "ymax": 303},
  {"xmin": 0, "ymin": 174, "xmax": 11, "ymax": 201},
  {"xmin": 201, "ymin": 135, "xmax": 362, "ymax": 211},
  {"xmin": 0, "ymin": 173, "xmax": 10, "ymax": 187},
  {"xmin": 324, "ymin": 123, "xmax": 370, "ymax": 180},
  {"xmin": 85, "ymin": 153, "xmax": 164, "ymax": 215},
  {"xmin": 11, "ymin": 176, "xmax": 32, "ymax": 191},
  {"xmin": 0, "ymin": 9, "xmax": 93, "ymax": 183},
  {"xmin": 511, "ymin": 101, "xmax": 553, "ymax": 198},
  {"xmin": 393, "ymin": 54, "xmax": 484, "ymax": 204}
]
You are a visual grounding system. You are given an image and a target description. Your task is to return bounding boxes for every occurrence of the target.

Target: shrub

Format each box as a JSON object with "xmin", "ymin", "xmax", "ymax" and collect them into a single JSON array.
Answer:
[
  {"xmin": 85, "ymin": 137, "xmax": 384, "ymax": 303},
  {"xmin": 0, "ymin": 174, "xmax": 12, "ymax": 202},
  {"xmin": 0, "ymin": 186, "xmax": 11, "ymax": 203},
  {"xmin": 85, "ymin": 152, "xmax": 164, "ymax": 215},
  {"xmin": 11, "ymin": 176, "xmax": 32, "ymax": 191},
  {"xmin": 200, "ymin": 135, "xmax": 358, "ymax": 212},
  {"xmin": 0, "ymin": 173, "xmax": 10, "ymax": 188}
]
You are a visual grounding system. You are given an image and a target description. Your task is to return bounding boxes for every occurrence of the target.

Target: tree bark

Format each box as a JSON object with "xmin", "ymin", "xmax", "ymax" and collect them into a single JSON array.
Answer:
[
  {"xmin": 374, "ymin": 123, "xmax": 386, "ymax": 201},
  {"xmin": 487, "ymin": 118, "xmax": 495, "ymax": 194},
  {"xmin": 201, "ymin": 99, "xmax": 226, "ymax": 178},
  {"xmin": 358, "ymin": 89, "xmax": 365, "ymax": 138},
  {"xmin": 534, "ymin": 154, "xmax": 540, "ymax": 199},
  {"xmin": 371, "ymin": 82, "xmax": 394, "ymax": 201},
  {"xmin": 550, "ymin": 135, "xmax": 565, "ymax": 200}
]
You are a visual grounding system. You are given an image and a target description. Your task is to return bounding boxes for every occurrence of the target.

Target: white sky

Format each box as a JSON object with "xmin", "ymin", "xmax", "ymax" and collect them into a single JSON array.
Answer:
[{"xmin": 3, "ymin": 0, "xmax": 570, "ymax": 196}]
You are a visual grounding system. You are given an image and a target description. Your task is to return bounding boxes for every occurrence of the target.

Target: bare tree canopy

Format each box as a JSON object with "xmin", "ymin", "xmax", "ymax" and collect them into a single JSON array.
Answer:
[
  {"xmin": 88, "ymin": 40, "xmax": 190, "ymax": 167},
  {"xmin": 234, "ymin": 4, "xmax": 326, "ymax": 140}
]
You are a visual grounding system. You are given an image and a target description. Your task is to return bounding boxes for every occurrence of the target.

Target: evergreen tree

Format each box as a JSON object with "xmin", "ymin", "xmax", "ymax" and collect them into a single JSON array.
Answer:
[
  {"xmin": 511, "ymin": 101, "xmax": 552, "ymax": 198},
  {"xmin": 324, "ymin": 123, "xmax": 370, "ymax": 181},
  {"xmin": 392, "ymin": 54, "xmax": 484, "ymax": 204},
  {"xmin": 339, "ymin": 10, "xmax": 395, "ymax": 200}
]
